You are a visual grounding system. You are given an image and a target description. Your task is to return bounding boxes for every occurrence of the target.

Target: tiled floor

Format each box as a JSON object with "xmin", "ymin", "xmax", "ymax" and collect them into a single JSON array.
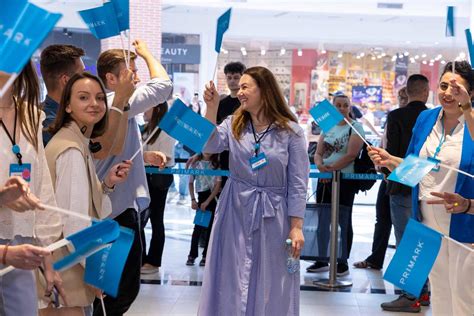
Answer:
[{"xmin": 127, "ymin": 182, "xmax": 432, "ymax": 315}]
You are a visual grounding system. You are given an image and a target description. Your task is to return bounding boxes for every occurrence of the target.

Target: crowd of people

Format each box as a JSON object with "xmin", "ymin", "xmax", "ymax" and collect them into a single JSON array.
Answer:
[{"xmin": 0, "ymin": 33, "xmax": 473, "ymax": 316}]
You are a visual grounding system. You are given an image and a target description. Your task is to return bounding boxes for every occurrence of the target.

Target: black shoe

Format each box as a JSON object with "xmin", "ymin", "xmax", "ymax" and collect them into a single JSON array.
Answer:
[
  {"xmin": 336, "ymin": 263, "xmax": 349, "ymax": 277},
  {"xmin": 186, "ymin": 256, "xmax": 195, "ymax": 266},
  {"xmin": 199, "ymin": 257, "xmax": 206, "ymax": 266},
  {"xmin": 381, "ymin": 294, "xmax": 421, "ymax": 313},
  {"xmin": 306, "ymin": 262, "xmax": 329, "ymax": 273}
]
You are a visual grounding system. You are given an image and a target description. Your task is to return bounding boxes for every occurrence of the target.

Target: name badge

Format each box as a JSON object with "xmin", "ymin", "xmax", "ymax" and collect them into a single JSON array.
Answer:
[
  {"xmin": 249, "ymin": 153, "xmax": 268, "ymax": 171},
  {"xmin": 9, "ymin": 163, "xmax": 32, "ymax": 182},
  {"xmin": 427, "ymin": 157, "xmax": 441, "ymax": 172}
]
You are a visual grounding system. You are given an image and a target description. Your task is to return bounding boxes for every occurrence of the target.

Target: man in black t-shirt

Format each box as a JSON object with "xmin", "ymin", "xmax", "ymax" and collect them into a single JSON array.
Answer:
[
  {"xmin": 215, "ymin": 62, "xmax": 246, "ymax": 176},
  {"xmin": 188, "ymin": 61, "xmax": 245, "ymax": 173},
  {"xmin": 216, "ymin": 62, "xmax": 245, "ymax": 124}
]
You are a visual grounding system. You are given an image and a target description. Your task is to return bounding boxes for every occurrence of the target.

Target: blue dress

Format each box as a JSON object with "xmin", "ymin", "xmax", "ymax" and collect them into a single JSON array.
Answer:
[{"xmin": 198, "ymin": 117, "xmax": 309, "ymax": 316}]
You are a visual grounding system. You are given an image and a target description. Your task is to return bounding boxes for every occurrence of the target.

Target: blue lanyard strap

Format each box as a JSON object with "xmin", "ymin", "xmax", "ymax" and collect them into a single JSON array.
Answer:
[{"xmin": 433, "ymin": 115, "xmax": 457, "ymax": 159}]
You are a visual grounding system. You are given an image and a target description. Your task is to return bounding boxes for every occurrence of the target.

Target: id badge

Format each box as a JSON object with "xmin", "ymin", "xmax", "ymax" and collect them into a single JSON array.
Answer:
[
  {"xmin": 9, "ymin": 163, "xmax": 32, "ymax": 182},
  {"xmin": 249, "ymin": 152, "xmax": 268, "ymax": 171},
  {"xmin": 427, "ymin": 157, "xmax": 441, "ymax": 172}
]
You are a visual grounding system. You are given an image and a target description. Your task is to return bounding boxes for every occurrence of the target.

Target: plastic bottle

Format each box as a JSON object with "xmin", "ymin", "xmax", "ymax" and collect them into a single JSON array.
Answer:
[{"xmin": 286, "ymin": 239, "xmax": 300, "ymax": 274}]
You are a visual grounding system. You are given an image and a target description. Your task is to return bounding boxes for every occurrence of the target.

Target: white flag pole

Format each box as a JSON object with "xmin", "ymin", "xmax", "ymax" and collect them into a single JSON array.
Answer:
[
  {"xmin": 129, "ymin": 125, "xmax": 160, "ymax": 161},
  {"xmin": 343, "ymin": 117, "xmax": 371, "ymax": 147}
]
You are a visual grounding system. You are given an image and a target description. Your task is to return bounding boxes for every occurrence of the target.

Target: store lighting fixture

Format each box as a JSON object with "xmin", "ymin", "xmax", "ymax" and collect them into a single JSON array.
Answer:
[
  {"xmin": 441, "ymin": 60, "xmax": 446, "ymax": 64},
  {"xmin": 280, "ymin": 47, "xmax": 286, "ymax": 56},
  {"xmin": 221, "ymin": 48, "xmax": 228, "ymax": 54},
  {"xmin": 421, "ymin": 53, "xmax": 427, "ymax": 58},
  {"xmin": 410, "ymin": 57, "xmax": 415, "ymax": 63},
  {"xmin": 405, "ymin": 40, "xmax": 411, "ymax": 44},
  {"xmin": 377, "ymin": 55, "xmax": 382, "ymax": 59},
  {"xmin": 240, "ymin": 47, "xmax": 246, "ymax": 52},
  {"xmin": 391, "ymin": 55, "xmax": 397, "ymax": 61},
  {"xmin": 260, "ymin": 48, "xmax": 266, "ymax": 56},
  {"xmin": 337, "ymin": 51, "xmax": 343, "ymax": 58},
  {"xmin": 436, "ymin": 54, "xmax": 442, "ymax": 60},
  {"xmin": 242, "ymin": 50, "xmax": 247, "ymax": 56},
  {"xmin": 429, "ymin": 62, "xmax": 434, "ymax": 67},
  {"xmin": 381, "ymin": 52, "xmax": 386, "ymax": 57},
  {"xmin": 414, "ymin": 55, "xmax": 419, "ymax": 59},
  {"xmin": 356, "ymin": 55, "xmax": 361, "ymax": 59},
  {"xmin": 429, "ymin": 59, "xmax": 434, "ymax": 63},
  {"xmin": 459, "ymin": 52, "xmax": 466, "ymax": 59},
  {"xmin": 360, "ymin": 52, "xmax": 365, "ymax": 57},
  {"xmin": 297, "ymin": 49, "xmax": 303, "ymax": 57},
  {"xmin": 422, "ymin": 60, "xmax": 427, "ymax": 65},
  {"xmin": 321, "ymin": 49, "xmax": 327, "ymax": 54},
  {"xmin": 434, "ymin": 41, "xmax": 439, "ymax": 45},
  {"xmin": 404, "ymin": 51, "xmax": 409, "ymax": 56},
  {"xmin": 371, "ymin": 56, "xmax": 376, "ymax": 60}
]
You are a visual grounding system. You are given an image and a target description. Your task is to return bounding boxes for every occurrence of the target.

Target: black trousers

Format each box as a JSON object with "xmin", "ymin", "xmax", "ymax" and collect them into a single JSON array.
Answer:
[
  {"xmin": 93, "ymin": 208, "xmax": 142, "ymax": 316},
  {"xmin": 140, "ymin": 174, "xmax": 170, "ymax": 267},
  {"xmin": 316, "ymin": 179, "xmax": 356, "ymax": 263},
  {"xmin": 365, "ymin": 181, "xmax": 392, "ymax": 268},
  {"xmin": 189, "ymin": 190, "xmax": 216, "ymax": 259}
]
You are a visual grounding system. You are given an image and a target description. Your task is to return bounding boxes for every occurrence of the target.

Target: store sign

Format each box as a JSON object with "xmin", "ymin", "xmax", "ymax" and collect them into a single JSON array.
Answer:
[
  {"xmin": 352, "ymin": 85, "xmax": 382, "ymax": 103},
  {"xmin": 161, "ymin": 44, "xmax": 200, "ymax": 64}
]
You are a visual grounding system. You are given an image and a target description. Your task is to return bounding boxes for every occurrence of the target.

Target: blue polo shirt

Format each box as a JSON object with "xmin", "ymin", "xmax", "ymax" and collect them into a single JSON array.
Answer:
[{"xmin": 41, "ymin": 95, "xmax": 59, "ymax": 147}]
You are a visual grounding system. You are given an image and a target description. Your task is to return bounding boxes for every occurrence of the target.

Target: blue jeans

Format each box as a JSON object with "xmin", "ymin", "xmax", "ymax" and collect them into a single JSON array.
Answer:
[
  {"xmin": 174, "ymin": 143, "xmax": 190, "ymax": 197},
  {"xmin": 389, "ymin": 194, "xmax": 412, "ymax": 246}
]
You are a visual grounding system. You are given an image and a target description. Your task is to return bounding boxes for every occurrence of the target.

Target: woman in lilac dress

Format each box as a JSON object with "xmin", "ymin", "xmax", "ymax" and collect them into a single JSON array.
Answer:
[{"xmin": 198, "ymin": 66, "xmax": 309, "ymax": 315}]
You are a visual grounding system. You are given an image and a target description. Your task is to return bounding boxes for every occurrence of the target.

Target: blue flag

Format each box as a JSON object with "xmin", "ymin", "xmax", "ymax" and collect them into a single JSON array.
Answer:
[
  {"xmin": 0, "ymin": 0, "xmax": 28, "ymax": 49},
  {"xmin": 53, "ymin": 219, "xmax": 120, "ymax": 271},
  {"xmin": 84, "ymin": 227, "xmax": 134, "ymax": 297},
  {"xmin": 387, "ymin": 155, "xmax": 436, "ymax": 188},
  {"xmin": 309, "ymin": 99, "xmax": 344, "ymax": 133},
  {"xmin": 79, "ymin": 3, "xmax": 120, "ymax": 39},
  {"xmin": 111, "ymin": 0, "xmax": 130, "ymax": 32},
  {"xmin": 446, "ymin": 6, "xmax": 455, "ymax": 37},
  {"xmin": 0, "ymin": 2, "xmax": 61, "ymax": 74},
  {"xmin": 465, "ymin": 29, "xmax": 474, "ymax": 67},
  {"xmin": 384, "ymin": 219, "xmax": 442, "ymax": 297},
  {"xmin": 159, "ymin": 99, "xmax": 216, "ymax": 154},
  {"xmin": 215, "ymin": 8, "xmax": 232, "ymax": 53}
]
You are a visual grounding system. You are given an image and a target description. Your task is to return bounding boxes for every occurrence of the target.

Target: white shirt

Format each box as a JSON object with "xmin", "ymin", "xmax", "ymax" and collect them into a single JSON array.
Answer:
[
  {"xmin": 419, "ymin": 111, "xmax": 465, "ymax": 200},
  {"xmin": 143, "ymin": 130, "xmax": 176, "ymax": 167},
  {"xmin": 55, "ymin": 148, "xmax": 112, "ymax": 238},
  {"xmin": 0, "ymin": 111, "xmax": 61, "ymax": 245}
]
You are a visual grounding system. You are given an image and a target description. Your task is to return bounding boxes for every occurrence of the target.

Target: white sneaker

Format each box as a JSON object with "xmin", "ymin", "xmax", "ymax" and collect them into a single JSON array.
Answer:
[
  {"xmin": 176, "ymin": 198, "xmax": 188, "ymax": 205},
  {"xmin": 141, "ymin": 264, "xmax": 159, "ymax": 274}
]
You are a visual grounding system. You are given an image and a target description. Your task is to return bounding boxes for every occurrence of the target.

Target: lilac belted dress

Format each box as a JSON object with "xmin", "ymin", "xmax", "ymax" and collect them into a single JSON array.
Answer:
[{"xmin": 198, "ymin": 116, "xmax": 309, "ymax": 316}]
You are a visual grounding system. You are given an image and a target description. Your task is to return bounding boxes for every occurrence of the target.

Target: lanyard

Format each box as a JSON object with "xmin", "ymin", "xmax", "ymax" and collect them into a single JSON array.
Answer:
[
  {"xmin": 0, "ymin": 106, "xmax": 23, "ymax": 165},
  {"xmin": 433, "ymin": 115, "xmax": 457, "ymax": 160},
  {"xmin": 250, "ymin": 120, "xmax": 272, "ymax": 156}
]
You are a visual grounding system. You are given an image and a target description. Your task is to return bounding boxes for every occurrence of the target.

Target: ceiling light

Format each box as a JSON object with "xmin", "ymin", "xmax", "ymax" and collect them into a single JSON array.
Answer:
[
  {"xmin": 410, "ymin": 57, "xmax": 415, "ymax": 63},
  {"xmin": 321, "ymin": 49, "xmax": 327, "ymax": 54},
  {"xmin": 260, "ymin": 49, "xmax": 266, "ymax": 56},
  {"xmin": 434, "ymin": 41, "xmax": 439, "ymax": 45},
  {"xmin": 242, "ymin": 50, "xmax": 247, "ymax": 56},
  {"xmin": 337, "ymin": 51, "xmax": 343, "ymax": 58},
  {"xmin": 459, "ymin": 52, "xmax": 466, "ymax": 59},
  {"xmin": 381, "ymin": 53, "xmax": 386, "ymax": 57},
  {"xmin": 414, "ymin": 55, "xmax": 419, "ymax": 59},
  {"xmin": 422, "ymin": 60, "xmax": 427, "ymax": 65},
  {"xmin": 404, "ymin": 51, "xmax": 409, "ymax": 56},
  {"xmin": 297, "ymin": 49, "xmax": 303, "ymax": 57},
  {"xmin": 421, "ymin": 53, "xmax": 427, "ymax": 58},
  {"xmin": 441, "ymin": 60, "xmax": 446, "ymax": 64},
  {"xmin": 280, "ymin": 47, "xmax": 286, "ymax": 55},
  {"xmin": 360, "ymin": 52, "xmax": 365, "ymax": 57},
  {"xmin": 391, "ymin": 55, "xmax": 397, "ymax": 61}
]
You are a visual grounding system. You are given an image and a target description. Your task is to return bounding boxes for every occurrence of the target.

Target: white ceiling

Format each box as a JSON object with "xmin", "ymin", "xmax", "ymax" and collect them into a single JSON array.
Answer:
[{"xmin": 32, "ymin": 0, "xmax": 474, "ymax": 59}]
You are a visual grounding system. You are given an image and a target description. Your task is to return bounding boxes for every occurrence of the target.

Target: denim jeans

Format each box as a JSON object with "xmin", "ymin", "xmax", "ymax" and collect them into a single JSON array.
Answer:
[
  {"xmin": 173, "ymin": 143, "xmax": 190, "ymax": 197},
  {"xmin": 389, "ymin": 194, "xmax": 412, "ymax": 246}
]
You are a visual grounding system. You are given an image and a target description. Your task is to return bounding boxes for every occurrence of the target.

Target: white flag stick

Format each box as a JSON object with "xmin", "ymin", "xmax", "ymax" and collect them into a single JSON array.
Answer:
[
  {"xmin": 126, "ymin": 30, "xmax": 131, "ymax": 67},
  {"xmin": 443, "ymin": 235, "xmax": 473, "ymax": 252},
  {"xmin": 41, "ymin": 204, "xmax": 93, "ymax": 222},
  {"xmin": 119, "ymin": 32, "xmax": 130, "ymax": 70},
  {"xmin": 0, "ymin": 238, "xmax": 71, "ymax": 277},
  {"xmin": 129, "ymin": 125, "xmax": 160, "ymax": 161},
  {"xmin": 439, "ymin": 162, "xmax": 474, "ymax": 178},
  {"xmin": 343, "ymin": 117, "xmax": 371, "ymax": 147},
  {"xmin": 211, "ymin": 56, "xmax": 219, "ymax": 83}
]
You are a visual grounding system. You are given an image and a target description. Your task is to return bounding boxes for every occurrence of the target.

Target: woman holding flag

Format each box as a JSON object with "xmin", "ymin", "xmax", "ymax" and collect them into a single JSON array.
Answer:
[
  {"xmin": 44, "ymin": 72, "xmax": 131, "ymax": 315},
  {"xmin": 198, "ymin": 66, "xmax": 308, "ymax": 315},
  {"xmin": 0, "ymin": 62, "xmax": 63, "ymax": 315},
  {"xmin": 369, "ymin": 61, "xmax": 473, "ymax": 316}
]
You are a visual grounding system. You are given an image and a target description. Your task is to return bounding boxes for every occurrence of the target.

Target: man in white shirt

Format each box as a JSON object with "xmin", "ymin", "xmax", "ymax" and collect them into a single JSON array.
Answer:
[{"xmin": 94, "ymin": 39, "xmax": 172, "ymax": 315}]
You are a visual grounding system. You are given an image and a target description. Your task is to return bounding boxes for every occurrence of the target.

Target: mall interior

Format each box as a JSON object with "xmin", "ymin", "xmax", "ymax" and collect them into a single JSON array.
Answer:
[{"xmin": 9, "ymin": 0, "xmax": 474, "ymax": 315}]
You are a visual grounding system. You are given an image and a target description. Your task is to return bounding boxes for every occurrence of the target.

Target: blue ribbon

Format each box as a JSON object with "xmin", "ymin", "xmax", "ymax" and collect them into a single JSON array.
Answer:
[{"xmin": 145, "ymin": 167, "xmax": 383, "ymax": 180}]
